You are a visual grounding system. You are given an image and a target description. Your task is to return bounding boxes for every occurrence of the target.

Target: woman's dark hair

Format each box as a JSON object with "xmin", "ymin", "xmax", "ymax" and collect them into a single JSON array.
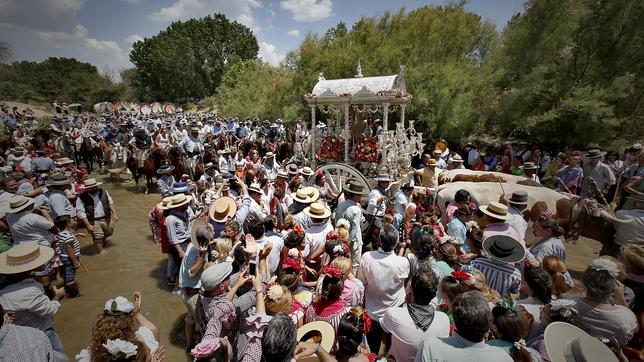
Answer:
[
  {"xmin": 412, "ymin": 267, "xmax": 438, "ymax": 305},
  {"xmin": 315, "ymin": 172, "xmax": 325, "ymax": 184},
  {"xmin": 523, "ymin": 267, "xmax": 553, "ymax": 304},
  {"xmin": 262, "ymin": 314, "xmax": 296, "ymax": 362},
  {"xmin": 284, "ymin": 231, "xmax": 305, "ymax": 248},
  {"xmin": 411, "ymin": 231, "xmax": 436, "ymax": 261},
  {"xmin": 436, "ymin": 242, "xmax": 459, "ymax": 268},
  {"xmin": 466, "ymin": 226, "xmax": 484, "ymax": 253},
  {"xmin": 336, "ymin": 307, "xmax": 368, "ymax": 358},
  {"xmin": 582, "ymin": 266, "xmax": 616, "ymax": 302},
  {"xmin": 379, "ymin": 224, "xmax": 399, "ymax": 252},
  {"xmin": 260, "ymin": 178, "xmax": 268, "ymax": 188},
  {"xmin": 324, "ymin": 238, "xmax": 341, "ymax": 257},
  {"xmin": 263, "ymin": 217, "xmax": 276, "ymax": 232},
  {"xmin": 248, "ymin": 219, "xmax": 265, "ymax": 239},
  {"xmin": 320, "ymin": 273, "xmax": 343, "ymax": 302},
  {"xmin": 288, "ymin": 179, "xmax": 301, "ymax": 193},
  {"xmin": 273, "ymin": 186, "xmax": 284, "ymax": 199},
  {"xmin": 536, "ymin": 217, "xmax": 564, "ymax": 237},
  {"xmin": 440, "ymin": 275, "xmax": 472, "ymax": 302},
  {"xmin": 454, "ymin": 189, "xmax": 471, "ymax": 203},
  {"xmin": 491, "ymin": 305, "xmax": 532, "ymax": 362},
  {"xmin": 452, "ymin": 291, "xmax": 491, "ymax": 343},
  {"xmin": 279, "ymin": 268, "xmax": 300, "ymax": 291},
  {"xmin": 54, "ymin": 215, "xmax": 71, "ymax": 229},
  {"xmin": 232, "ymin": 243, "xmax": 249, "ymax": 274}
]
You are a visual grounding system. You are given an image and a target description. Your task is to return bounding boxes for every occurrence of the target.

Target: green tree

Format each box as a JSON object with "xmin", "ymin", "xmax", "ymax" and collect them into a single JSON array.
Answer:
[{"xmin": 129, "ymin": 14, "xmax": 258, "ymax": 101}]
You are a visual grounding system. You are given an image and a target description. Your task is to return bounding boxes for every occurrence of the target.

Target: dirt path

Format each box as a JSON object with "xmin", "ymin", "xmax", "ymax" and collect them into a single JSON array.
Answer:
[
  {"xmin": 54, "ymin": 178, "xmax": 188, "ymax": 361},
  {"xmin": 53, "ymin": 175, "xmax": 603, "ymax": 361}
]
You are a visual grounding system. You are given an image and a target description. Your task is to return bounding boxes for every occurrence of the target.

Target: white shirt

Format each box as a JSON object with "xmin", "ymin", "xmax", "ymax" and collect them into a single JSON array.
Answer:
[
  {"xmin": 357, "ymin": 248, "xmax": 410, "ymax": 320},
  {"xmin": 507, "ymin": 206, "xmax": 528, "ymax": 242},
  {"xmin": 381, "ymin": 306, "xmax": 451, "ymax": 362},
  {"xmin": 76, "ymin": 190, "xmax": 113, "ymax": 219},
  {"xmin": 416, "ymin": 333, "xmax": 513, "ymax": 362},
  {"xmin": 7, "ymin": 211, "xmax": 54, "ymax": 246},
  {"xmin": 614, "ymin": 209, "xmax": 644, "ymax": 245},
  {"xmin": 305, "ymin": 222, "xmax": 333, "ymax": 263},
  {"xmin": 0, "ymin": 190, "xmax": 13, "ymax": 218},
  {"xmin": 366, "ymin": 188, "xmax": 386, "ymax": 228}
]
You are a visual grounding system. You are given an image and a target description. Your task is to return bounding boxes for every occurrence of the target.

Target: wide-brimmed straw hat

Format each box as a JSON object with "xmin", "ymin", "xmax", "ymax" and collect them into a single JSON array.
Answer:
[
  {"xmin": 248, "ymin": 183, "xmax": 262, "ymax": 194},
  {"xmin": 304, "ymin": 203, "xmax": 331, "ymax": 219},
  {"xmin": 482, "ymin": 234, "xmax": 526, "ymax": 263},
  {"xmin": 209, "ymin": 196, "xmax": 237, "ymax": 223},
  {"xmin": 584, "ymin": 149, "xmax": 606, "ymax": 158},
  {"xmin": 301, "ymin": 186, "xmax": 320, "ymax": 202},
  {"xmin": 156, "ymin": 196, "xmax": 173, "ymax": 211},
  {"xmin": 521, "ymin": 162, "xmax": 538, "ymax": 170},
  {"xmin": 82, "ymin": 178, "xmax": 103, "ymax": 189},
  {"xmin": 426, "ymin": 159, "xmax": 437, "ymax": 167},
  {"xmin": 292, "ymin": 190, "xmax": 313, "ymax": 204},
  {"xmin": 263, "ymin": 152, "xmax": 275, "ymax": 159},
  {"xmin": 0, "ymin": 242, "xmax": 54, "ymax": 274},
  {"xmin": 375, "ymin": 174, "xmax": 393, "ymax": 182},
  {"xmin": 277, "ymin": 170, "xmax": 289, "ymax": 179},
  {"xmin": 479, "ymin": 202, "xmax": 514, "ymax": 221},
  {"xmin": 505, "ymin": 190, "xmax": 530, "ymax": 205},
  {"xmin": 344, "ymin": 181, "xmax": 369, "ymax": 195},
  {"xmin": 204, "ymin": 162, "xmax": 215, "ymax": 169},
  {"xmin": 296, "ymin": 321, "xmax": 335, "ymax": 362},
  {"xmin": 56, "ymin": 157, "xmax": 74, "ymax": 166},
  {"xmin": 190, "ymin": 217, "xmax": 213, "ymax": 250},
  {"xmin": 544, "ymin": 322, "xmax": 618, "ymax": 362},
  {"xmin": 157, "ymin": 164, "xmax": 175, "ymax": 174},
  {"xmin": 7, "ymin": 195, "xmax": 34, "ymax": 214},
  {"xmin": 449, "ymin": 154, "xmax": 464, "ymax": 163},
  {"xmin": 301, "ymin": 167, "xmax": 314, "ymax": 177},
  {"xmin": 167, "ymin": 194, "xmax": 192, "ymax": 209},
  {"xmin": 286, "ymin": 164, "xmax": 299, "ymax": 175},
  {"xmin": 46, "ymin": 173, "xmax": 72, "ymax": 186}
]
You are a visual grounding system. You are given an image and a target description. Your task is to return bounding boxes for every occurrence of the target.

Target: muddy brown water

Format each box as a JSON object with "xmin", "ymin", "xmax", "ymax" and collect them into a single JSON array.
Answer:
[{"xmin": 54, "ymin": 176, "xmax": 603, "ymax": 361}]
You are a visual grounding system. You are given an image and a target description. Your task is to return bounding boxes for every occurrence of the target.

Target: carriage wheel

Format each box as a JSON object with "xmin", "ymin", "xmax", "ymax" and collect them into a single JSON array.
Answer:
[{"xmin": 316, "ymin": 163, "xmax": 371, "ymax": 195}]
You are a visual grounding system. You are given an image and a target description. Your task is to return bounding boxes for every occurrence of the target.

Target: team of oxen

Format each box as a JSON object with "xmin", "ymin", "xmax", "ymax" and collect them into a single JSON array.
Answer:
[{"xmin": 434, "ymin": 169, "xmax": 632, "ymax": 249}]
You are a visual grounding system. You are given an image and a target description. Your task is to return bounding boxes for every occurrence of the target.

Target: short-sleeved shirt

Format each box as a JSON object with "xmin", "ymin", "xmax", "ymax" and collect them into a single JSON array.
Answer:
[
  {"xmin": 470, "ymin": 257, "xmax": 522, "ymax": 297},
  {"xmin": 357, "ymin": 248, "xmax": 410, "ymax": 320},
  {"xmin": 179, "ymin": 243, "xmax": 203, "ymax": 289},
  {"xmin": 416, "ymin": 333, "xmax": 513, "ymax": 362},
  {"xmin": 7, "ymin": 211, "xmax": 54, "ymax": 246},
  {"xmin": 48, "ymin": 189, "xmax": 75, "ymax": 218},
  {"xmin": 165, "ymin": 210, "xmax": 191, "ymax": 245},
  {"xmin": 581, "ymin": 162, "xmax": 616, "ymax": 197},
  {"xmin": 58, "ymin": 229, "xmax": 80, "ymax": 258},
  {"xmin": 614, "ymin": 209, "xmax": 644, "ymax": 245},
  {"xmin": 75, "ymin": 190, "xmax": 113, "ymax": 219}
]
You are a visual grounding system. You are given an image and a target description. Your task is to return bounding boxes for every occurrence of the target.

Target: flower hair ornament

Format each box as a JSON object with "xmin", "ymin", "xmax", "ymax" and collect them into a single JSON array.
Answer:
[
  {"xmin": 282, "ymin": 257, "xmax": 302, "ymax": 274},
  {"xmin": 326, "ymin": 230, "xmax": 340, "ymax": 241},
  {"xmin": 496, "ymin": 296, "xmax": 518, "ymax": 312},
  {"xmin": 104, "ymin": 296, "xmax": 134, "ymax": 316},
  {"xmin": 589, "ymin": 258, "xmax": 620, "ymax": 278},
  {"xmin": 524, "ymin": 256, "xmax": 541, "ymax": 270},
  {"xmin": 103, "ymin": 339, "xmax": 138, "ymax": 360},
  {"xmin": 513, "ymin": 339, "xmax": 527, "ymax": 350},
  {"xmin": 293, "ymin": 224, "xmax": 305, "ymax": 236},
  {"xmin": 539, "ymin": 209, "xmax": 554, "ymax": 221},
  {"xmin": 336, "ymin": 218, "xmax": 350, "ymax": 230},
  {"xmin": 549, "ymin": 299, "xmax": 577, "ymax": 318},
  {"xmin": 321, "ymin": 265, "xmax": 343, "ymax": 279},
  {"xmin": 362, "ymin": 311, "xmax": 372, "ymax": 334},
  {"xmin": 450, "ymin": 271, "xmax": 471, "ymax": 282},
  {"xmin": 287, "ymin": 248, "xmax": 300, "ymax": 259},
  {"xmin": 266, "ymin": 283, "xmax": 284, "ymax": 302},
  {"xmin": 332, "ymin": 243, "xmax": 351, "ymax": 257}
]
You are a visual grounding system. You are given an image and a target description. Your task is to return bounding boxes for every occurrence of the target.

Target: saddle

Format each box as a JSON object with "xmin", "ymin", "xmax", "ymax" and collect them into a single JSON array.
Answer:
[{"xmin": 136, "ymin": 149, "xmax": 151, "ymax": 168}]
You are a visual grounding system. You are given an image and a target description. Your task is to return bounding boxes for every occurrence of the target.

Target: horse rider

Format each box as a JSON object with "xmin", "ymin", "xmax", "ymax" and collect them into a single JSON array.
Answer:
[
  {"xmin": 268, "ymin": 123, "xmax": 280, "ymax": 143},
  {"xmin": 50, "ymin": 115, "xmax": 69, "ymax": 135},
  {"xmin": 128, "ymin": 127, "xmax": 152, "ymax": 168},
  {"xmin": 212, "ymin": 120, "xmax": 223, "ymax": 137},
  {"xmin": 178, "ymin": 126, "xmax": 204, "ymax": 157},
  {"xmin": 171, "ymin": 119, "xmax": 188, "ymax": 144},
  {"xmin": 105, "ymin": 125, "xmax": 124, "ymax": 146}
]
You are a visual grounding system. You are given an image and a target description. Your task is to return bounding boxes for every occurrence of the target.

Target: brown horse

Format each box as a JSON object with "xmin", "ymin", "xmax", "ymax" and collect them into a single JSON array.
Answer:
[
  {"xmin": 127, "ymin": 147, "xmax": 165, "ymax": 193},
  {"xmin": 165, "ymin": 146, "xmax": 186, "ymax": 180}
]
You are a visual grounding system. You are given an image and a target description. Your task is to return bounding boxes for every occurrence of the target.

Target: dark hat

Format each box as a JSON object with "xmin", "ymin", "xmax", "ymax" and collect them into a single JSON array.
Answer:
[
  {"xmin": 157, "ymin": 164, "xmax": 175, "ymax": 174},
  {"xmin": 344, "ymin": 181, "xmax": 369, "ymax": 195},
  {"xmin": 483, "ymin": 235, "xmax": 526, "ymax": 263},
  {"xmin": 584, "ymin": 149, "xmax": 605, "ymax": 158},
  {"xmin": 172, "ymin": 182, "xmax": 192, "ymax": 193},
  {"xmin": 506, "ymin": 190, "xmax": 530, "ymax": 205},
  {"xmin": 35, "ymin": 149, "xmax": 48, "ymax": 155}
]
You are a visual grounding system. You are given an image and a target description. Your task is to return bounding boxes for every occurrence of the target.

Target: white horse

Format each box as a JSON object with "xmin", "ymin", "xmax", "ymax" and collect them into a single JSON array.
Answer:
[{"xmin": 106, "ymin": 143, "xmax": 130, "ymax": 180}]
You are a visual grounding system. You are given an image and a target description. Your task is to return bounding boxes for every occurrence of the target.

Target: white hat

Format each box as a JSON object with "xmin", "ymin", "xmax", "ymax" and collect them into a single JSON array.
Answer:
[
  {"xmin": 479, "ymin": 202, "xmax": 514, "ymax": 221},
  {"xmin": 544, "ymin": 322, "xmax": 618, "ymax": 362},
  {"xmin": 7, "ymin": 195, "xmax": 34, "ymax": 213}
]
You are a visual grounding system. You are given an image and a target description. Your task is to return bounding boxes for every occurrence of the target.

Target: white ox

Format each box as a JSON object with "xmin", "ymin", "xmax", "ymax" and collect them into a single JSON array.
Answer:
[{"xmin": 438, "ymin": 169, "xmax": 540, "ymax": 186}]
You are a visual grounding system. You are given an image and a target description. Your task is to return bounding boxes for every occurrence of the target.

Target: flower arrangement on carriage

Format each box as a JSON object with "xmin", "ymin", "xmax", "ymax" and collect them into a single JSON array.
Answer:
[
  {"xmin": 317, "ymin": 136, "xmax": 343, "ymax": 161},
  {"xmin": 354, "ymin": 137, "xmax": 379, "ymax": 163}
]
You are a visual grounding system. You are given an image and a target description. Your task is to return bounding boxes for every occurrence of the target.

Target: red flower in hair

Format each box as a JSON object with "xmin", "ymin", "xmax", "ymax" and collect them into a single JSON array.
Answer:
[
  {"xmin": 451, "ymin": 271, "xmax": 471, "ymax": 281},
  {"xmin": 538, "ymin": 210, "xmax": 553, "ymax": 221},
  {"xmin": 282, "ymin": 258, "xmax": 302, "ymax": 274},
  {"xmin": 326, "ymin": 230, "xmax": 339, "ymax": 241},
  {"xmin": 362, "ymin": 311, "xmax": 372, "ymax": 334},
  {"xmin": 293, "ymin": 224, "xmax": 305, "ymax": 236},
  {"xmin": 321, "ymin": 265, "xmax": 343, "ymax": 279}
]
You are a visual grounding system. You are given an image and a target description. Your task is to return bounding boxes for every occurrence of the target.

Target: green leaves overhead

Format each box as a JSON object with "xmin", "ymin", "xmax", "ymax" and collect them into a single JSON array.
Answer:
[{"xmin": 129, "ymin": 14, "xmax": 258, "ymax": 101}]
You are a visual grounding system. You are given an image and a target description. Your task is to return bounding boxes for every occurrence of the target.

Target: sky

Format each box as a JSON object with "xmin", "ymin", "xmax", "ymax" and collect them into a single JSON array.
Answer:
[{"xmin": 0, "ymin": 0, "xmax": 525, "ymax": 81}]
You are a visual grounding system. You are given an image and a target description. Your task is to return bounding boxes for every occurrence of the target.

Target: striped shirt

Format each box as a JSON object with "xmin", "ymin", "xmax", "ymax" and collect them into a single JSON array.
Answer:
[
  {"xmin": 470, "ymin": 257, "xmax": 521, "ymax": 296},
  {"xmin": 57, "ymin": 230, "xmax": 80, "ymax": 258}
]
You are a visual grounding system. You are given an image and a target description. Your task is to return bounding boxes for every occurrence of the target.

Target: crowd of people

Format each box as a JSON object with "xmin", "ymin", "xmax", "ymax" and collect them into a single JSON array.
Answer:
[{"xmin": 0, "ymin": 101, "xmax": 642, "ymax": 362}]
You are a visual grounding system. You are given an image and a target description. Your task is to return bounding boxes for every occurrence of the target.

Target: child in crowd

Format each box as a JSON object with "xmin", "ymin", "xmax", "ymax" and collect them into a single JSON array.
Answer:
[{"xmin": 55, "ymin": 215, "xmax": 81, "ymax": 297}]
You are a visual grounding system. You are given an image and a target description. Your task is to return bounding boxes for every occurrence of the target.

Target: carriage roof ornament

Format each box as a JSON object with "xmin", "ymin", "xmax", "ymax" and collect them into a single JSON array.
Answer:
[{"xmin": 355, "ymin": 61, "xmax": 363, "ymax": 78}]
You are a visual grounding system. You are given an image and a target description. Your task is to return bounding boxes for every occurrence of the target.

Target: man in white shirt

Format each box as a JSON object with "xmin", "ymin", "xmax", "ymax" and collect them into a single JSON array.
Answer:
[
  {"xmin": 416, "ymin": 291, "xmax": 512, "ymax": 362},
  {"xmin": 381, "ymin": 268, "xmax": 450, "ymax": 361},
  {"xmin": 505, "ymin": 191, "xmax": 529, "ymax": 243},
  {"xmin": 581, "ymin": 148, "xmax": 616, "ymax": 198},
  {"xmin": 613, "ymin": 195, "xmax": 644, "ymax": 248},
  {"xmin": 303, "ymin": 203, "xmax": 333, "ymax": 268},
  {"xmin": 357, "ymin": 224, "xmax": 410, "ymax": 353},
  {"xmin": 335, "ymin": 181, "xmax": 368, "ymax": 272}
]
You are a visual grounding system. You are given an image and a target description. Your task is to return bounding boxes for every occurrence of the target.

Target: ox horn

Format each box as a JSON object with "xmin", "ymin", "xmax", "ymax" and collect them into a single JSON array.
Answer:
[{"xmin": 599, "ymin": 210, "xmax": 633, "ymax": 224}]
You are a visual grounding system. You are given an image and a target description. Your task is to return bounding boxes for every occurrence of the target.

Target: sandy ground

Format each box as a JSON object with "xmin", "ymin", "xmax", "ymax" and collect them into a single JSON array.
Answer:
[
  {"xmin": 53, "ymin": 175, "xmax": 604, "ymax": 361},
  {"xmin": 4, "ymin": 101, "xmax": 51, "ymax": 118}
]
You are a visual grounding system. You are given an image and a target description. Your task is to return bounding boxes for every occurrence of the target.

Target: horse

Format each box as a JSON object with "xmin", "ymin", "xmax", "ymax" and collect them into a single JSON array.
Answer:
[
  {"xmin": 275, "ymin": 141, "xmax": 293, "ymax": 165},
  {"xmin": 105, "ymin": 143, "xmax": 130, "ymax": 179},
  {"xmin": 76, "ymin": 134, "xmax": 95, "ymax": 173},
  {"xmin": 127, "ymin": 147, "xmax": 164, "ymax": 193},
  {"xmin": 54, "ymin": 134, "xmax": 75, "ymax": 159},
  {"xmin": 166, "ymin": 146, "xmax": 187, "ymax": 180}
]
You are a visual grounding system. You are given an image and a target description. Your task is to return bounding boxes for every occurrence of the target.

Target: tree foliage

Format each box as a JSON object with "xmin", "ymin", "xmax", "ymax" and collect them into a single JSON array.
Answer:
[
  {"xmin": 0, "ymin": 57, "xmax": 117, "ymax": 108},
  {"xmin": 129, "ymin": 14, "xmax": 259, "ymax": 101}
]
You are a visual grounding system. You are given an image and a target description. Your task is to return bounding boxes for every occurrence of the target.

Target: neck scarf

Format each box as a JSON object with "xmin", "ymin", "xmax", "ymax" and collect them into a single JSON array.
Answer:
[{"xmin": 407, "ymin": 303, "xmax": 435, "ymax": 332}]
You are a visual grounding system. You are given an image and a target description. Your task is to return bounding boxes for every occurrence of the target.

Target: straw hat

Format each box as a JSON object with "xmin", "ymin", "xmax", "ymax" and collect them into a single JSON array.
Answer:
[
  {"xmin": 425, "ymin": 159, "xmax": 437, "ymax": 167},
  {"xmin": 482, "ymin": 235, "xmax": 526, "ymax": 263},
  {"xmin": 248, "ymin": 183, "xmax": 262, "ymax": 194},
  {"xmin": 304, "ymin": 203, "xmax": 331, "ymax": 219},
  {"xmin": 375, "ymin": 174, "xmax": 393, "ymax": 182},
  {"xmin": 190, "ymin": 217, "xmax": 212, "ymax": 250},
  {"xmin": 296, "ymin": 321, "xmax": 335, "ymax": 362},
  {"xmin": 545, "ymin": 322, "xmax": 618, "ymax": 362},
  {"xmin": 449, "ymin": 154, "xmax": 464, "ymax": 163},
  {"xmin": 56, "ymin": 157, "xmax": 74, "ymax": 166},
  {"xmin": 156, "ymin": 196, "xmax": 173, "ymax": 211},
  {"xmin": 584, "ymin": 149, "xmax": 606, "ymax": 159},
  {"xmin": 6, "ymin": 195, "xmax": 34, "ymax": 214},
  {"xmin": 301, "ymin": 186, "xmax": 320, "ymax": 202},
  {"xmin": 263, "ymin": 152, "xmax": 275, "ymax": 159},
  {"xmin": 277, "ymin": 170, "xmax": 289, "ymax": 179},
  {"xmin": 479, "ymin": 202, "xmax": 514, "ymax": 221},
  {"xmin": 521, "ymin": 162, "xmax": 538, "ymax": 170},
  {"xmin": 0, "ymin": 242, "xmax": 54, "ymax": 274},
  {"xmin": 46, "ymin": 173, "xmax": 72, "ymax": 186},
  {"xmin": 286, "ymin": 164, "xmax": 299, "ymax": 175},
  {"xmin": 301, "ymin": 167, "xmax": 314, "ymax": 177},
  {"xmin": 292, "ymin": 189, "xmax": 313, "ymax": 204},
  {"xmin": 82, "ymin": 178, "xmax": 103, "ymax": 189},
  {"xmin": 209, "ymin": 196, "xmax": 237, "ymax": 223},
  {"xmin": 204, "ymin": 162, "xmax": 215, "ymax": 169},
  {"xmin": 167, "ymin": 194, "xmax": 192, "ymax": 209}
]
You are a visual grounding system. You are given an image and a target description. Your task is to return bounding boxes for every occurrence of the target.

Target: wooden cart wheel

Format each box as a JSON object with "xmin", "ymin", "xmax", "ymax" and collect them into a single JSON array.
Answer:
[{"xmin": 316, "ymin": 162, "xmax": 371, "ymax": 195}]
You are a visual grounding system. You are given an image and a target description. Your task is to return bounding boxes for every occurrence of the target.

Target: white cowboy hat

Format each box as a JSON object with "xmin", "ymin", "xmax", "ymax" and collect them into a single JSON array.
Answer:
[
  {"xmin": 304, "ymin": 203, "xmax": 331, "ymax": 219},
  {"xmin": 263, "ymin": 152, "xmax": 275, "ymax": 159},
  {"xmin": 167, "ymin": 194, "xmax": 192, "ymax": 209},
  {"xmin": 0, "ymin": 242, "xmax": 54, "ymax": 274},
  {"xmin": 7, "ymin": 195, "xmax": 34, "ymax": 214},
  {"xmin": 479, "ymin": 202, "xmax": 514, "ymax": 221},
  {"xmin": 544, "ymin": 322, "xmax": 618, "ymax": 362},
  {"xmin": 82, "ymin": 178, "xmax": 103, "ymax": 189},
  {"xmin": 209, "ymin": 196, "xmax": 237, "ymax": 223}
]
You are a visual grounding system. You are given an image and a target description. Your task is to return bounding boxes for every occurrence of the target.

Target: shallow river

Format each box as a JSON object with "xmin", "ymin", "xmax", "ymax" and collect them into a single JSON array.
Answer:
[{"xmin": 54, "ymin": 177, "xmax": 602, "ymax": 361}]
